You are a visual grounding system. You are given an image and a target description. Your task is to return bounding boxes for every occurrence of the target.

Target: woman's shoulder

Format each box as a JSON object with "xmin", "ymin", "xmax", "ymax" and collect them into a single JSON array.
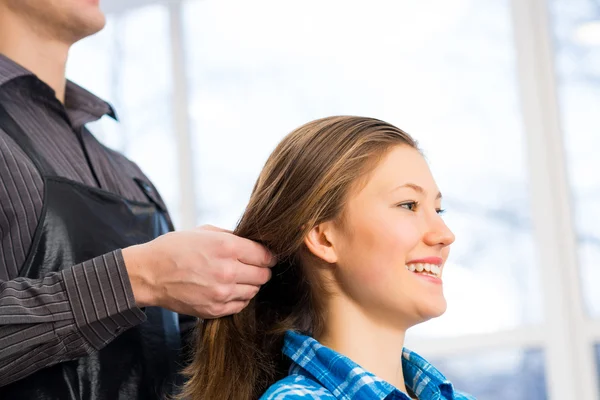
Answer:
[{"xmin": 259, "ymin": 374, "xmax": 335, "ymax": 399}]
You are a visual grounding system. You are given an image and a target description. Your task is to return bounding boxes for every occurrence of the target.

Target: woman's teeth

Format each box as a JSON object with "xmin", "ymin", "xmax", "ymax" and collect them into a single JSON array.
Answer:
[{"xmin": 405, "ymin": 263, "xmax": 441, "ymax": 278}]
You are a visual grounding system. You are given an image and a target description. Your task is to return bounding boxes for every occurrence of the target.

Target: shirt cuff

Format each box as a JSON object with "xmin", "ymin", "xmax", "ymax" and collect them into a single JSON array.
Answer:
[{"xmin": 62, "ymin": 250, "xmax": 147, "ymax": 350}]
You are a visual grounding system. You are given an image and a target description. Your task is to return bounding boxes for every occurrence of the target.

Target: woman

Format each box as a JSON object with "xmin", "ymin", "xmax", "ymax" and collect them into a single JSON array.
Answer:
[{"xmin": 180, "ymin": 116, "xmax": 475, "ymax": 399}]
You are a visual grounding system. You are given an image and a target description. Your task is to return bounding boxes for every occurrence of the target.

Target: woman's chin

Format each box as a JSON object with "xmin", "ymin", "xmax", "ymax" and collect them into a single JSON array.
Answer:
[
  {"xmin": 387, "ymin": 298, "xmax": 448, "ymax": 329},
  {"xmin": 415, "ymin": 298, "xmax": 447, "ymax": 322}
]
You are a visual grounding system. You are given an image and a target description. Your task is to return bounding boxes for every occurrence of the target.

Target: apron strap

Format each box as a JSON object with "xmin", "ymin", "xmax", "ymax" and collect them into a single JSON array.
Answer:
[
  {"xmin": 0, "ymin": 102, "xmax": 57, "ymax": 176},
  {"xmin": 133, "ymin": 177, "xmax": 176, "ymax": 232}
]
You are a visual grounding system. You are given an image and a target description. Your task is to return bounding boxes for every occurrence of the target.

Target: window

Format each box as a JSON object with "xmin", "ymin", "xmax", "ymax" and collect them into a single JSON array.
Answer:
[
  {"xmin": 549, "ymin": 0, "xmax": 600, "ymax": 317},
  {"xmin": 67, "ymin": 0, "xmax": 600, "ymax": 397},
  {"xmin": 548, "ymin": 0, "xmax": 600, "ymax": 396},
  {"xmin": 430, "ymin": 349, "xmax": 547, "ymax": 399}
]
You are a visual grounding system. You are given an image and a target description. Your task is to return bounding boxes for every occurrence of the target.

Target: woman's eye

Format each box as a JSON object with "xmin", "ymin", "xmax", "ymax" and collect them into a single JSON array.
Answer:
[
  {"xmin": 397, "ymin": 202, "xmax": 446, "ymax": 215},
  {"xmin": 398, "ymin": 201, "xmax": 418, "ymax": 211}
]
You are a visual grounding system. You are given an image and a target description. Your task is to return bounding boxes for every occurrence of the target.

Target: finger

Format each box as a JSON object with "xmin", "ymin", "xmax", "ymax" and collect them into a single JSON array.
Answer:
[
  {"xmin": 219, "ymin": 300, "xmax": 251, "ymax": 317},
  {"xmin": 230, "ymin": 236, "xmax": 276, "ymax": 267},
  {"xmin": 230, "ymin": 284, "xmax": 261, "ymax": 302},
  {"xmin": 199, "ymin": 300, "xmax": 251, "ymax": 319},
  {"xmin": 233, "ymin": 262, "xmax": 272, "ymax": 285}
]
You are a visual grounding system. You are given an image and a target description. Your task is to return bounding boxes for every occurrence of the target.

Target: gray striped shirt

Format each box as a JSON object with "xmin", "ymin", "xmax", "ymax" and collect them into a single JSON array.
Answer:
[{"xmin": 0, "ymin": 54, "xmax": 187, "ymax": 387}]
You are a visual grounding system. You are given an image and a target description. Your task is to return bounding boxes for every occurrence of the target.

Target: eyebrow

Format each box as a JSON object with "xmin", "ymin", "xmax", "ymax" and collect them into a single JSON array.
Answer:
[{"xmin": 393, "ymin": 183, "xmax": 442, "ymax": 200}]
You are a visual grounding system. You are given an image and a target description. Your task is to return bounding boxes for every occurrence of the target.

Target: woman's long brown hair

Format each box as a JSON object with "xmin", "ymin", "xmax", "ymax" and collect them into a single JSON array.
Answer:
[{"xmin": 178, "ymin": 116, "xmax": 417, "ymax": 400}]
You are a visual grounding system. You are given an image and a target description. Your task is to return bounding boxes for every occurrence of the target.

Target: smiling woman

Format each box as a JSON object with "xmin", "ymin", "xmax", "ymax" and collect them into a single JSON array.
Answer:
[{"xmin": 179, "ymin": 116, "xmax": 473, "ymax": 400}]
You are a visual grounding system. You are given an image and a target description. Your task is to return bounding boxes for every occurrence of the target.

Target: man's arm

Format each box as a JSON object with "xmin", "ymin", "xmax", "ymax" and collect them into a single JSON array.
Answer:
[
  {"xmin": 0, "ymin": 250, "xmax": 146, "ymax": 387},
  {"xmin": 1, "ymin": 224, "xmax": 275, "ymax": 387}
]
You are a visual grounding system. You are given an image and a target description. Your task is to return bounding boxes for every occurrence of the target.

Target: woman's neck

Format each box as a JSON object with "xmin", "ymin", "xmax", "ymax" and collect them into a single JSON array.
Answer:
[{"xmin": 316, "ymin": 298, "xmax": 410, "ymax": 394}]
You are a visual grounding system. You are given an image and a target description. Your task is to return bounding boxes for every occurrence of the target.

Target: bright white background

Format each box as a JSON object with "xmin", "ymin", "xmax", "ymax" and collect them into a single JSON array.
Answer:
[{"xmin": 67, "ymin": 0, "xmax": 600, "ymax": 398}]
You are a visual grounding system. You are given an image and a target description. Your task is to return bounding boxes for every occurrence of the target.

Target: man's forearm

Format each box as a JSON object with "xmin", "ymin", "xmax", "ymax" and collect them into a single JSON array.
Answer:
[{"xmin": 0, "ymin": 250, "xmax": 146, "ymax": 387}]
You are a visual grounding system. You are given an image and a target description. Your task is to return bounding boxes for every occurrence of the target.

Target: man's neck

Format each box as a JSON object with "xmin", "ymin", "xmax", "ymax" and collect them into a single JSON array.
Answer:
[
  {"xmin": 317, "ymin": 298, "xmax": 410, "ymax": 394},
  {"xmin": 0, "ymin": 7, "xmax": 69, "ymax": 103}
]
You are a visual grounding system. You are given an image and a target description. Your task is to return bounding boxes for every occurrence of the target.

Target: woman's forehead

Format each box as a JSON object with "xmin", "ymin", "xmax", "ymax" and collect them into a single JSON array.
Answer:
[{"xmin": 360, "ymin": 146, "xmax": 439, "ymax": 197}]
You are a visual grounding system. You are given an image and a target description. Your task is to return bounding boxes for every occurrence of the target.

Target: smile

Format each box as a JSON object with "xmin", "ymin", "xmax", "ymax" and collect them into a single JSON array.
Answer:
[{"xmin": 405, "ymin": 263, "xmax": 441, "ymax": 278}]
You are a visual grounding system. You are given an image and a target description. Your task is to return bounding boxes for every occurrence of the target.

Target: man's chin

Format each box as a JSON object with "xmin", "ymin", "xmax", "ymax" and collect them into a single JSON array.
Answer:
[{"xmin": 67, "ymin": 12, "xmax": 106, "ymax": 43}]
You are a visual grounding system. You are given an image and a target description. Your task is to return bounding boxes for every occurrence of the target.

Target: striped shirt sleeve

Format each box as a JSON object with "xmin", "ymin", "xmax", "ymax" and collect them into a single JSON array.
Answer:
[{"xmin": 0, "ymin": 250, "xmax": 146, "ymax": 387}]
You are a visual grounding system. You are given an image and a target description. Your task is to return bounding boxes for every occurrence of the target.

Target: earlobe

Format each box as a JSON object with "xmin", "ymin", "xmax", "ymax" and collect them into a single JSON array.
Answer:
[{"xmin": 304, "ymin": 223, "xmax": 338, "ymax": 264}]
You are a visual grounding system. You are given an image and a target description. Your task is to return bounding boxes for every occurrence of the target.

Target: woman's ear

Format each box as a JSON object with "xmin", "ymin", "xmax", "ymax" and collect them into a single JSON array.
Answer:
[{"xmin": 304, "ymin": 222, "xmax": 338, "ymax": 264}]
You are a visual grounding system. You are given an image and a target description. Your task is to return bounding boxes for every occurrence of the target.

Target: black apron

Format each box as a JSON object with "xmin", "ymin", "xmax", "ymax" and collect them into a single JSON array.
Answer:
[{"xmin": 0, "ymin": 103, "xmax": 182, "ymax": 399}]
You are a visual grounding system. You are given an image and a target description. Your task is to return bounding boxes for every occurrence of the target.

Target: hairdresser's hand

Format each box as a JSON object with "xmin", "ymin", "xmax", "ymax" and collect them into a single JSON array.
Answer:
[{"xmin": 122, "ymin": 225, "xmax": 276, "ymax": 318}]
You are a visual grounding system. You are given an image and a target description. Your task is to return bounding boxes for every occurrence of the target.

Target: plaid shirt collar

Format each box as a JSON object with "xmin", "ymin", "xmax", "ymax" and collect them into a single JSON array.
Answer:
[{"xmin": 283, "ymin": 330, "xmax": 462, "ymax": 400}]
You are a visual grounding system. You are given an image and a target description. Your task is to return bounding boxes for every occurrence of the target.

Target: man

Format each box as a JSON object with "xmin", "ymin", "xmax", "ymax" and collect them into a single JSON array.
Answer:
[{"xmin": 0, "ymin": 0, "xmax": 275, "ymax": 398}]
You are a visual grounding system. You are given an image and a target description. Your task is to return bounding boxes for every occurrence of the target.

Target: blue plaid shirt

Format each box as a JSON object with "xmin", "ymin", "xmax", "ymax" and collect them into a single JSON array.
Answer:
[{"xmin": 260, "ymin": 331, "xmax": 476, "ymax": 400}]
